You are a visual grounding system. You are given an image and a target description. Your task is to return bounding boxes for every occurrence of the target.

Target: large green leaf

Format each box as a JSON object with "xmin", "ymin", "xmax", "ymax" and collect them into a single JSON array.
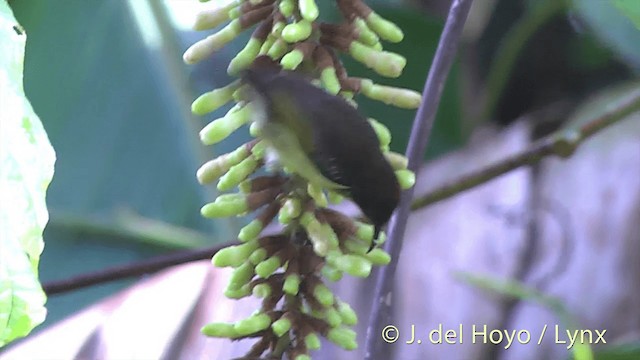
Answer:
[
  {"xmin": 573, "ymin": 0, "xmax": 640, "ymax": 69},
  {"xmin": 8, "ymin": 0, "xmax": 236, "ymax": 327},
  {"xmin": 0, "ymin": 1, "xmax": 53, "ymax": 347},
  {"xmin": 613, "ymin": 0, "xmax": 640, "ymax": 29}
]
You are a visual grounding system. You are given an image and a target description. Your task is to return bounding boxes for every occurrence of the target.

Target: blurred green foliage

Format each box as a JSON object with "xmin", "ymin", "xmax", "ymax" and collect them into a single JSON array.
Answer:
[{"xmin": 573, "ymin": 0, "xmax": 640, "ymax": 70}]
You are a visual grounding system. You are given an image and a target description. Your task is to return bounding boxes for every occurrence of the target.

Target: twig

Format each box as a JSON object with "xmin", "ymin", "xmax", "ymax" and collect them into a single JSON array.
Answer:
[
  {"xmin": 363, "ymin": 1, "xmax": 474, "ymax": 359},
  {"xmin": 43, "ymin": 240, "xmax": 236, "ymax": 295},
  {"xmin": 49, "ymin": 209, "xmax": 211, "ymax": 250},
  {"xmin": 411, "ymin": 87, "xmax": 640, "ymax": 210}
]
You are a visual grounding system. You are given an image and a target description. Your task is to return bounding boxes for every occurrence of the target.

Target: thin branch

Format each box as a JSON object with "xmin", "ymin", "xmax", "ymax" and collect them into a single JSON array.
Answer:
[
  {"xmin": 363, "ymin": 1, "xmax": 474, "ymax": 359},
  {"xmin": 43, "ymin": 240, "xmax": 236, "ymax": 295},
  {"xmin": 412, "ymin": 87, "xmax": 640, "ymax": 210},
  {"xmin": 49, "ymin": 209, "xmax": 211, "ymax": 250}
]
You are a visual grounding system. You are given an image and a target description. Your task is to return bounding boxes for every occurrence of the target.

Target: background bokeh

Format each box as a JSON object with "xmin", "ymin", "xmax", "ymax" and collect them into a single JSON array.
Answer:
[{"xmin": 6, "ymin": 0, "xmax": 640, "ymax": 355}]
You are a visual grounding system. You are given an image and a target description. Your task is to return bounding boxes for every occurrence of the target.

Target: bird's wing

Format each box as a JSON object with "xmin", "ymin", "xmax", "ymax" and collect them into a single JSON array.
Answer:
[
  {"xmin": 265, "ymin": 91, "xmax": 347, "ymax": 190},
  {"xmin": 270, "ymin": 91, "xmax": 315, "ymax": 154},
  {"xmin": 261, "ymin": 122, "xmax": 347, "ymax": 190}
]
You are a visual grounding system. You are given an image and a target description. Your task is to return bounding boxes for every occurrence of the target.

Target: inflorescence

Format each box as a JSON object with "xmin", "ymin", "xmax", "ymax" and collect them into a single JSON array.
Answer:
[{"xmin": 184, "ymin": 0, "xmax": 419, "ymax": 358}]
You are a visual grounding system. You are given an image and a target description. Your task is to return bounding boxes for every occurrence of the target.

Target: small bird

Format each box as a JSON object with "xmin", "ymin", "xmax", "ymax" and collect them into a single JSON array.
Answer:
[{"xmin": 241, "ymin": 57, "xmax": 400, "ymax": 249}]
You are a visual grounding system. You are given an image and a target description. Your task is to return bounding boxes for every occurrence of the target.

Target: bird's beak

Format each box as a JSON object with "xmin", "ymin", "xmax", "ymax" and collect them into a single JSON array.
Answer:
[{"xmin": 368, "ymin": 225, "xmax": 382, "ymax": 253}]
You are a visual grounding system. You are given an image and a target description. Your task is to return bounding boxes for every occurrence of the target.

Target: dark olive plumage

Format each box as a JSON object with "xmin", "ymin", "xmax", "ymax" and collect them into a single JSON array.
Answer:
[{"xmin": 242, "ymin": 61, "xmax": 400, "ymax": 248}]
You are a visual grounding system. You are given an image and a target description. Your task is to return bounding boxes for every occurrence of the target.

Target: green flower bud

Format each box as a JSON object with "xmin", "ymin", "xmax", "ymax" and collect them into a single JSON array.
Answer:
[
  {"xmin": 300, "ymin": 212, "xmax": 329, "ymax": 256},
  {"xmin": 313, "ymin": 239, "xmax": 329, "ymax": 257},
  {"xmin": 331, "ymin": 254, "xmax": 372, "ymax": 278},
  {"xmin": 252, "ymin": 283, "xmax": 272, "ymax": 298},
  {"xmin": 360, "ymin": 80, "xmax": 422, "ymax": 109},
  {"xmin": 234, "ymin": 312, "xmax": 272, "ymax": 336},
  {"xmin": 278, "ymin": 197, "xmax": 302, "ymax": 224},
  {"xmin": 183, "ymin": 19, "xmax": 242, "ymax": 64},
  {"xmin": 327, "ymin": 327, "xmax": 358, "ymax": 350},
  {"xmin": 384, "ymin": 151, "xmax": 408, "ymax": 170},
  {"xmin": 212, "ymin": 240, "xmax": 259, "ymax": 267},
  {"xmin": 196, "ymin": 145, "xmax": 250, "ymax": 185},
  {"xmin": 365, "ymin": 248, "xmax": 391, "ymax": 266},
  {"xmin": 238, "ymin": 219, "xmax": 264, "ymax": 242},
  {"xmin": 324, "ymin": 307, "xmax": 342, "ymax": 327},
  {"xmin": 320, "ymin": 67, "xmax": 341, "ymax": 95},
  {"xmin": 283, "ymin": 273, "xmax": 301, "ymax": 295},
  {"xmin": 200, "ymin": 104, "xmax": 251, "ymax": 145},
  {"xmin": 193, "ymin": 2, "xmax": 237, "ymax": 31},
  {"xmin": 327, "ymin": 191, "xmax": 344, "ymax": 204},
  {"xmin": 217, "ymin": 156, "xmax": 259, "ymax": 191},
  {"xmin": 281, "ymin": 49, "xmax": 305, "ymax": 70},
  {"xmin": 228, "ymin": 261, "xmax": 255, "ymax": 289},
  {"xmin": 349, "ymin": 42, "xmax": 406, "ymax": 78},
  {"xmin": 336, "ymin": 300, "xmax": 358, "ymax": 326},
  {"xmin": 267, "ymin": 38, "xmax": 289, "ymax": 59},
  {"xmin": 343, "ymin": 239, "xmax": 368, "ymax": 255},
  {"xmin": 201, "ymin": 195, "xmax": 248, "ymax": 218},
  {"xmin": 232, "ymin": 84, "xmax": 249, "ymax": 102},
  {"xmin": 279, "ymin": 0, "xmax": 295, "ymax": 17},
  {"xmin": 249, "ymin": 248, "xmax": 268, "ymax": 264},
  {"xmin": 307, "ymin": 183, "xmax": 327, "ymax": 207},
  {"xmin": 238, "ymin": 179, "xmax": 252, "ymax": 194},
  {"xmin": 227, "ymin": 6, "xmax": 242, "ymax": 20},
  {"xmin": 295, "ymin": 355, "xmax": 312, "ymax": 360},
  {"xmin": 313, "ymin": 283, "xmax": 335, "ymax": 307},
  {"xmin": 368, "ymin": 118, "xmax": 391, "ymax": 148},
  {"xmin": 201, "ymin": 322, "xmax": 241, "ymax": 338},
  {"xmin": 298, "ymin": 0, "xmax": 319, "ymax": 21},
  {"xmin": 305, "ymin": 333, "xmax": 322, "ymax": 350},
  {"xmin": 282, "ymin": 20, "xmax": 312, "ymax": 43},
  {"xmin": 255, "ymin": 256, "xmax": 282, "ymax": 278},
  {"xmin": 192, "ymin": 80, "xmax": 240, "ymax": 115},
  {"xmin": 214, "ymin": 192, "xmax": 246, "ymax": 202},
  {"xmin": 355, "ymin": 222, "xmax": 374, "ymax": 244},
  {"xmin": 250, "ymin": 139, "xmax": 267, "ymax": 159},
  {"xmin": 224, "ymin": 284, "xmax": 251, "ymax": 299},
  {"xmin": 353, "ymin": 17, "xmax": 380, "ymax": 47},
  {"xmin": 271, "ymin": 317, "xmax": 292, "ymax": 337},
  {"xmin": 259, "ymin": 34, "xmax": 277, "ymax": 55},
  {"xmin": 249, "ymin": 123, "xmax": 262, "ymax": 139},
  {"xmin": 321, "ymin": 264, "xmax": 343, "ymax": 282},
  {"xmin": 319, "ymin": 223, "xmax": 340, "ymax": 249},
  {"xmin": 395, "ymin": 169, "xmax": 415, "ymax": 190},
  {"xmin": 272, "ymin": 21, "xmax": 286, "ymax": 36},
  {"xmin": 228, "ymin": 38, "xmax": 263, "ymax": 75},
  {"xmin": 365, "ymin": 12, "xmax": 404, "ymax": 43}
]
